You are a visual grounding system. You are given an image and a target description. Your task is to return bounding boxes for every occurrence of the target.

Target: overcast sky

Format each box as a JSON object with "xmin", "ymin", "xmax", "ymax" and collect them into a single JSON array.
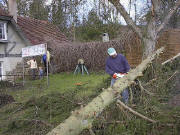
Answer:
[
  {"xmin": 46, "ymin": 0, "xmax": 144, "ymax": 11},
  {"xmin": 46, "ymin": 0, "xmax": 146, "ymax": 24},
  {"xmin": 46, "ymin": 0, "xmax": 52, "ymax": 5}
]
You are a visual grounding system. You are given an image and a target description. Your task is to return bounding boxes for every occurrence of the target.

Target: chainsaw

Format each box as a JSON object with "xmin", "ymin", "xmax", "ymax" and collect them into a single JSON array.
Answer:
[{"xmin": 113, "ymin": 73, "xmax": 127, "ymax": 79}]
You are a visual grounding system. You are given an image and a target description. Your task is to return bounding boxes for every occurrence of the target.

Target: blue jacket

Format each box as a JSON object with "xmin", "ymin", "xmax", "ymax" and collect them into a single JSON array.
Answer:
[
  {"xmin": 42, "ymin": 54, "xmax": 47, "ymax": 62},
  {"xmin": 105, "ymin": 54, "xmax": 130, "ymax": 76}
]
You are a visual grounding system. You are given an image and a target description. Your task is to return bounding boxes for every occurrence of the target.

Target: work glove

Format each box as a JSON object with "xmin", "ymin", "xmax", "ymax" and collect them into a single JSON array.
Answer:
[{"xmin": 113, "ymin": 73, "xmax": 118, "ymax": 79}]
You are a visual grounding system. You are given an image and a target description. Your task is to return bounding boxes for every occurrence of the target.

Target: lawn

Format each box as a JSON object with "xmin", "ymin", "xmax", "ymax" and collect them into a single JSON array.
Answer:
[
  {"xmin": 5, "ymin": 72, "xmax": 109, "ymax": 102},
  {"xmin": 0, "ymin": 72, "xmax": 110, "ymax": 135}
]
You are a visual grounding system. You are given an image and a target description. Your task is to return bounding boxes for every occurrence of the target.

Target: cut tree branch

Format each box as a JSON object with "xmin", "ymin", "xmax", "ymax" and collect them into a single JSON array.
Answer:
[
  {"xmin": 138, "ymin": 80, "xmax": 155, "ymax": 96},
  {"xmin": 156, "ymin": 0, "xmax": 180, "ymax": 36},
  {"xmin": 162, "ymin": 53, "xmax": 180, "ymax": 65},
  {"xmin": 47, "ymin": 47, "xmax": 164, "ymax": 135},
  {"xmin": 117, "ymin": 100, "xmax": 157, "ymax": 123},
  {"xmin": 108, "ymin": 0, "xmax": 143, "ymax": 39},
  {"xmin": 165, "ymin": 71, "xmax": 178, "ymax": 83}
]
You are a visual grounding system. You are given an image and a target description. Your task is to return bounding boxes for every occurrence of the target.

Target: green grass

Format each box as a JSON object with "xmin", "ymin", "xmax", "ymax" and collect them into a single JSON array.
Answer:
[
  {"xmin": 7, "ymin": 72, "xmax": 109, "ymax": 102},
  {"xmin": 0, "ymin": 72, "xmax": 110, "ymax": 135}
]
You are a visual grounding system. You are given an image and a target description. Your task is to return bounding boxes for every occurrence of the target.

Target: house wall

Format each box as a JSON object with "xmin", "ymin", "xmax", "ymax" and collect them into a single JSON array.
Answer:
[
  {"xmin": 0, "ymin": 44, "xmax": 4, "ymax": 53},
  {"xmin": 0, "ymin": 21, "xmax": 27, "ymax": 80}
]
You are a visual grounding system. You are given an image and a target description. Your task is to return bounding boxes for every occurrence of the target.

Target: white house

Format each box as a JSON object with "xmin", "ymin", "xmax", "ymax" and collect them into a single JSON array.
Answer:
[
  {"xmin": 0, "ymin": 0, "xmax": 68, "ymax": 80},
  {"xmin": 0, "ymin": 7, "xmax": 30, "ymax": 80}
]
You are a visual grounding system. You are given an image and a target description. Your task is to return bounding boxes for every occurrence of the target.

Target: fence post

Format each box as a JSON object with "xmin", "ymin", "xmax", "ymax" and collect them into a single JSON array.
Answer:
[
  {"xmin": 23, "ymin": 59, "xmax": 25, "ymax": 86},
  {"xmin": 45, "ymin": 43, "xmax": 49, "ymax": 87},
  {"xmin": 13, "ymin": 75, "xmax": 15, "ymax": 86}
]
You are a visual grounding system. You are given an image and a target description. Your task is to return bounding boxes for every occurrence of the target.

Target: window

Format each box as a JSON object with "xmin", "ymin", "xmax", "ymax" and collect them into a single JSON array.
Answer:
[{"xmin": 0, "ymin": 22, "xmax": 7, "ymax": 40}]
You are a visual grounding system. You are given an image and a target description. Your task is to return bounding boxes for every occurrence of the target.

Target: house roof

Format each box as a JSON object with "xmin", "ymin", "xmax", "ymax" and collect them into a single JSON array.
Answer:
[
  {"xmin": 0, "ymin": 8, "xmax": 69, "ymax": 46},
  {"xmin": 17, "ymin": 17, "xmax": 69, "ymax": 45}
]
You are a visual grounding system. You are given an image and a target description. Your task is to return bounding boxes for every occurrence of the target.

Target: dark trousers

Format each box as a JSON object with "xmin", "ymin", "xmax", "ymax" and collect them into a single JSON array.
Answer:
[
  {"xmin": 31, "ymin": 69, "xmax": 36, "ymax": 80},
  {"xmin": 111, "ymin": 78, "xmax": 129, "ymax": 104},
  {"xmin": 43, "ymin": 61, "xmax": 49, "ymax": 73},
  {"xmin": 43, "ymin": 60, "xmax": 47, "ymax": 73}
]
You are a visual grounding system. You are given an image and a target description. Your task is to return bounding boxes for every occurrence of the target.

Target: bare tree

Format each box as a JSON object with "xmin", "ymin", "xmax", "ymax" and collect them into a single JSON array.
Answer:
[{"xmin": 108, "ymin": 0, "xmax": 180, "ymax": 57}]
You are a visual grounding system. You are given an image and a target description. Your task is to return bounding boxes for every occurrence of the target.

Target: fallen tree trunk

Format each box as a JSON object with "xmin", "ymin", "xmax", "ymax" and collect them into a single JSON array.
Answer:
[{"xmin": 47, "ymin": 47, "xmax": 164, "ymax": 135}]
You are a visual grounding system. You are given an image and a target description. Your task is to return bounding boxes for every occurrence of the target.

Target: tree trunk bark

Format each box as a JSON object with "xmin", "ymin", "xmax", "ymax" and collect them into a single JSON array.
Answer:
[
  {"xmin": 143, "ymin": 17, "xmax": 157, "ymax": 57},
  {"xmin": 47, "ymin": 47, "xmax": 164, "ymax": 135},
  {"xmin": 143, "ymin": 38, "xmax": 156, "ymax": 57}
]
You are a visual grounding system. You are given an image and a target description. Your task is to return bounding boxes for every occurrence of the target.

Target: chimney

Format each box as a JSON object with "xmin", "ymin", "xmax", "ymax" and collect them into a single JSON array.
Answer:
[
  {"xmin": 102, "ymin": 33, "xmax": 109, "ymax": 42},
  {"xmin": 8, "ymin": 0, "xmax": 17, "ymax": 23}
]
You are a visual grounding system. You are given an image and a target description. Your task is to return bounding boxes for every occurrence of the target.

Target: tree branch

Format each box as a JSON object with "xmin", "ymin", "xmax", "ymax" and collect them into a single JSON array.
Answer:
[
  {"xmin": 162, "ymin": 52, "xmax": 180, "ymax": 65},
  {"xmin": 108, "ymin": 0, "xmax": 143, "ymax": 39},
  {"xmin": 117, "ymin": 100, "xmax": 157, "ymax": 123},
  {"xmin": 165, "ymin": 71, "xmax": 178, "ymax": 83},
  {"xmin": 156, "ymin": 0, "xmax": 180, "ymax": 36},
  {"xmin": 137, "ymin": 80, "xmax": 155, "ymax": 96},
  {"xmin": 151, "ymin": 0, "xmax": 161, "ymax": 17}
]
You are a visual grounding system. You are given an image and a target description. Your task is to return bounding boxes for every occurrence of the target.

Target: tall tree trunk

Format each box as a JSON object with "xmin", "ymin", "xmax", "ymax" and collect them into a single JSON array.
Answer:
[
  {"xmin": 129, "ymin": 0, "xmax": 131, "ymax": 16},
  {"xmin": 134, "ymin": 0, "xmax": 137, "ymax": 24},
  {"xmin": 143, "ymin": 38, "xmax": 156, "ymax": 57},
  {"xmin": 144, "ymin": 18, "xmax": 157, "ymax": 56}
]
